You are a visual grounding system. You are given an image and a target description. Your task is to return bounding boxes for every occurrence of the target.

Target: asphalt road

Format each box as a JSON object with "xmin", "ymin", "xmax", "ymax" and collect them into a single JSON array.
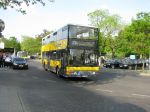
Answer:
[{"xmin": 0, "ymin": 60, "xmax": 150, "ymax": 112}]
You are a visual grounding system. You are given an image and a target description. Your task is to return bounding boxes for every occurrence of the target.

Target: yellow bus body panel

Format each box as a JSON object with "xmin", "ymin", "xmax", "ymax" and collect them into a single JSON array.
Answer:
[
  {"xmin": 66, "ymin": 67, "xmax": 100, "ymax": 72},
  {"xmin": 44, "ymin": 59, "xmax": 48, "ymax": 65},
  {"xmin": 50, "ymin": 60, "xmax": 61, "ymax": 68},
  {"xmin": 41, "ymin": 39, "xmax": 67, "ymax": 52}
]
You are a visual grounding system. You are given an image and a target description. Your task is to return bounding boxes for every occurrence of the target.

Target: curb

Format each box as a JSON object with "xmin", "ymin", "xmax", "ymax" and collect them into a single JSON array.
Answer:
[
  {"xmin": 139, "ymin": 72, "xmax": 150, "ymax": 77},
  {"xmin": 136, "ymin": 70, "xmax": 150, "ymax": 77}
]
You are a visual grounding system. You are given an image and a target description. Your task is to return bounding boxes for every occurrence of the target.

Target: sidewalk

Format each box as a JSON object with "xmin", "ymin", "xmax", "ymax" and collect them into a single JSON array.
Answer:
[
  {"xmin": 139, "ymin": 70, "xmax": 150, "ymax": 76},
  {"xmin": 101, "ymin": 67, "xmax": 150, "ymax": 77}
]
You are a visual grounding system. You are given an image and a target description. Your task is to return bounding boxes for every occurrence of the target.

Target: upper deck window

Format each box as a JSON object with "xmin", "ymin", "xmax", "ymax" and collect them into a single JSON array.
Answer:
[{"xmin": 69, "ymin": 25, "xmax": 98, "ymax": 40}]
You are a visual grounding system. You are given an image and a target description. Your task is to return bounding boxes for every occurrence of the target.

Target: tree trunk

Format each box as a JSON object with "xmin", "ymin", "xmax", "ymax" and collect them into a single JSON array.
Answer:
[
  {"xmin": 142, "ymin": 55, "xmax": 145, "ymax": 71},
  {"xmin": 111, "ymin": 48, "xmax": 115, "ymax": 59}
]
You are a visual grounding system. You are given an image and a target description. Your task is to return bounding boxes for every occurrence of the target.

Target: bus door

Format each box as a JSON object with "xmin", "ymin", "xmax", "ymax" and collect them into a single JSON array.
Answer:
[
  {"xmin": 42, "ymin": 52, "xmax": 49, "ymax": 70},
  {"xmin": 47, "ymin": 51, "xmax": 51, "ymax": 70},
  {"xmin": 56, "ymin": 50, "xmax": 67, "ymax": 75}
]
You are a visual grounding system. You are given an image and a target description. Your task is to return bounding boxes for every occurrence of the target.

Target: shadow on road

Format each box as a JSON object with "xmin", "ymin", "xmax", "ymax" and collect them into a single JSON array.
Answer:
[
  {"xmin": 1, "ymin": 60, "xmax": 148, "ymax": 112},
  {"xmin": 17, "ymin": 65, "xmax": 148, "ymax": 112},
  {"xmin": 59, "ymin": 67, "xmax": 143, "ymax": 86},
  {"xmin": 30, "ymin": 60, "xmax": 143, "ymax": 86}
]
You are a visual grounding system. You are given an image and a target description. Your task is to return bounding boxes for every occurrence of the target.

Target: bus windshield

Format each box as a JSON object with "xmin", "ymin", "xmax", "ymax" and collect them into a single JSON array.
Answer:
[
  {"xmin": 68, "ymin": 49, "xmax": 98, "ymax": 66},
  {"xmin": 68, "ymin": 25, "xmax": 99, "ymax": 66}
]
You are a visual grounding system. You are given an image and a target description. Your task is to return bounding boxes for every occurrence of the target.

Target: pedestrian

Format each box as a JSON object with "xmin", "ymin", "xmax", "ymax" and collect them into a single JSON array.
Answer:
[
  {"xmin": 4, "ymin": 55, "xmax": 12, "ymax": 68},
  {"xmin": 2, "ymin": 54, "xmax": 6, "ymax": 67}
]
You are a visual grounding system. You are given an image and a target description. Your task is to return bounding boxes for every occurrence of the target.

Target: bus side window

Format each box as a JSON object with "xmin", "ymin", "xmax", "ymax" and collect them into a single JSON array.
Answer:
[
  {"xmin": 51, "ymin": 52, "xmax": 56, "ymax": 60},
  {"xmin": 55, "ymin": 51, "xmax": 61, "ymax": 60}
]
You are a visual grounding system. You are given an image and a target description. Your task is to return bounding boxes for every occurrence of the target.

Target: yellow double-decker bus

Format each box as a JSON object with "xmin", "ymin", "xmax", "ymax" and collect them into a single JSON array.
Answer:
[{"xmin": 41, "ymin": 24, "xmax": 100, "ymax": 78}]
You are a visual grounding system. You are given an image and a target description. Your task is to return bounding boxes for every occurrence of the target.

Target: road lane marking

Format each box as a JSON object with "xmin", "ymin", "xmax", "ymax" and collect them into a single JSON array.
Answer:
[
  {"xmin": 132, "ymin": 93, "xmax": 150, "ymax": 98},
  {"xmin": 96, "ymin": 89, "xmax": 113, "ymax": 93},
  {"xmin": 17, "ymin": 91, "xmax": 26, "ymax": 112}
]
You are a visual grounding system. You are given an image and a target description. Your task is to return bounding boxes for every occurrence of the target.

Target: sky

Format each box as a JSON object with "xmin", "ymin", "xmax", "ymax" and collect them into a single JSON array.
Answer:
[{"xmin": 0, "ymin": 0, "xmax": 150, "ymax": 40}]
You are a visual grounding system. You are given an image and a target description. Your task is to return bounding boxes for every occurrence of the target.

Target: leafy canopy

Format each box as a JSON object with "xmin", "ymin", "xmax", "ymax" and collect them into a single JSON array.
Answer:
[
  {"xmin": 0, "ymin": 0, "xmax": 54, "ymax": 14},
  {"xmin": 20, "ymin": 29, "xmax": 51, "ymax": 55},
  {"xmin": 88, "ymin": 9, "xmax": 123, "ymax": 58},
  {"xmin": 118, "ymin": 12, "xmax": 150, "ymax": 58},
  {"xmin": 0, "ymin": 37, "xmax": 21, "ymax": 52}
]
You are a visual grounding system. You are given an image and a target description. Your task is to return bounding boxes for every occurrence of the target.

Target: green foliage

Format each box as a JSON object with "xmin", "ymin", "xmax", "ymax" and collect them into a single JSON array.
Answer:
[
  {"xmin": 21, "ymin": 29, "xmax": 51, "ymax": 55},
  {"xmin": 35, "ymin": 29, "xmax": 52, "ymax": 39},
  {"xmin": 118, "ymin": 12, "xmax": 150, "ymax": 58},
  {"xmin": 88, "ymin": 10, "xmax": 150, "ymax": 59},
  {"xmin": 0, "ymin": 0, "xmax": 53, "ymax": 14},
  {"xmin": 88, "ymin": 9, "xmax": 123, "ymax": 58},
  {"xmin": 116, "ymin": 26, "xmax": 133, "ymax": 57},
  {"xmin": 88, "ymin": 9, "xmax": 109, "ymax": 28},
  {"xmin": 0, "ymin": 37, "xmax": 21, "ymax": 52},
  {"xmin": 21, "ymin": 36, "xmax": 39, "ymax": 55}
]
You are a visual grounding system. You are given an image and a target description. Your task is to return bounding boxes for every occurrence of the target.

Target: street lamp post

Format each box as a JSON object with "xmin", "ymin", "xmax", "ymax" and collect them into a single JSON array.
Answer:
[{"xmin": 0, "ymin": 19, "xmax": 5, "ymax": 38}]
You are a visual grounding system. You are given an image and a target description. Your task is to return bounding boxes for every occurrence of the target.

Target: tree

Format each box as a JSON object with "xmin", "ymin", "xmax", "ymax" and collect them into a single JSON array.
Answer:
[
  {"xmin": 21, "ymin": 29, "xmax": 52, "ymax": 55},
  {"xmin": 88, "ymin": 9, "xmax": 108, "ymax": 54},
  {"xmin": 34, "ymin": 29, "xmax": 52, "ymax": 53},
  {"xmin": 35, "ymin": 29, "xmax": 52, "ymax": 39},
  {"xmin": 118, "ymin": 12, "xmax": 150, "ymax": 70},
  {"xmin": 88, "ymin": 9, "xmax": 123, "ymax": 58},
  {"xmin": 7, "ymin": 37, "xmax": 21, "ymax": 52},
  {"xmin": 0, "ymin": 0, "xmax": 54, "ymax": 14},
  {"xmin": 131, "ymin": 12, "xmax": 150, "ymax": 59},
  {"xmin": 0, "ymin": 36, "xmax": 21, "ymax": 52},
  {"xmin": 105, "ymin": 36, "xmax": 118, "ymax": 58},
  {"xmin": 116, "ymin": 26, "xmax": 134, "ymax": 57},
  {"xmin": 119, "ymin": 12, "xmax": 150, "ymax": 58},
  {"xmin": 21, "ymin": 36, "xmax": 38, "ymax": 55}
]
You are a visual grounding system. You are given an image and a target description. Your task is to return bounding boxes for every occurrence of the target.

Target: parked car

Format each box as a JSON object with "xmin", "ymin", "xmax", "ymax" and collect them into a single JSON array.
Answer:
[
  {"xmin": 30, "ymin": 55, "xmax": 36, "ymax": 59},
  {"xmin": 103, "ymin": 59, "xmax": 121, "ymax": 69},
  {"xmin": 12, "ymin": 57, "xmax": 28, "ymax": 69},
  {"xmin": 119, "ymin": 59, "xmax": 146, "ymax": 69},
  {"xmin": 119, "ymin": 60, "xmax": 129, "ymax": 69}
]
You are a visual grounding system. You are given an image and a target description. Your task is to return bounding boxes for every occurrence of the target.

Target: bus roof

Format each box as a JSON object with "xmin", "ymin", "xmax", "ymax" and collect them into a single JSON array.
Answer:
[
  {"xmin": 67, "ymin": 24, "xmax": 98, "ymax": 29},
  {"xmin": 42, "ymin": 24, "xmax": 98, "ymax": 40}
]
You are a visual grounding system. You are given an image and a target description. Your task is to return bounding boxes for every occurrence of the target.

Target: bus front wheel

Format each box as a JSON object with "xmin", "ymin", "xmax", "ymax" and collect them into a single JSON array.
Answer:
[{"xmin": 43, "ymin": 63, "xmax": 48, "ymax": 71}]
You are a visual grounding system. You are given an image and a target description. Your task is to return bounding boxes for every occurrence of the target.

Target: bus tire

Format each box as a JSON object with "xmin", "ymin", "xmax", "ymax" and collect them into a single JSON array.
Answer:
[{"xmin": 43, "ymin": 63, "xmax": 48, "ymax": 71}]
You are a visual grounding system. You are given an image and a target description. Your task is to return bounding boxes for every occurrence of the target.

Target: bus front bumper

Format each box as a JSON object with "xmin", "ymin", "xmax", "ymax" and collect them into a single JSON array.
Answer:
[{"xmin": 64, "ymin": 71, "xmax": 98, "ymax": 78}]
